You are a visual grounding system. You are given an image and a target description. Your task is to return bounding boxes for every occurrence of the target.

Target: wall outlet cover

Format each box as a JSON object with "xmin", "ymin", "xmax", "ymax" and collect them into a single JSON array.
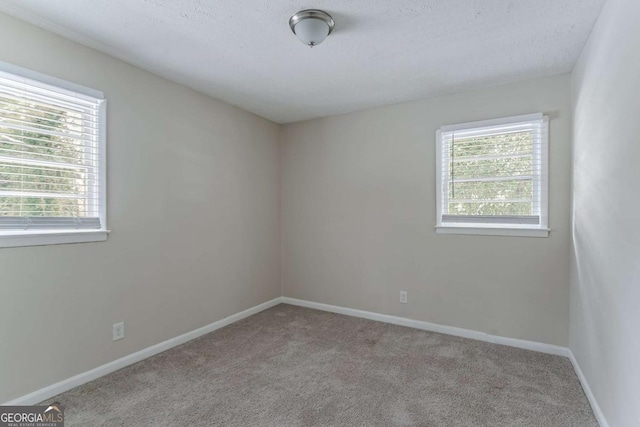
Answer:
[
  {"xmin": 113, "ymin": 322, "xmax": 125, "ymax": 341},
  {"xmin": 400, "ymin": 291, "xmax": 408, "ymax": 304}
]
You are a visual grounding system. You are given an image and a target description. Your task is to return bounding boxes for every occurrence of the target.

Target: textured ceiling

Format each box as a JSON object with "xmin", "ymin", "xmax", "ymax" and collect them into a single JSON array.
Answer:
[{"xmin": 0, "ymin": 0, "xmax": 604, "ymax": 123}]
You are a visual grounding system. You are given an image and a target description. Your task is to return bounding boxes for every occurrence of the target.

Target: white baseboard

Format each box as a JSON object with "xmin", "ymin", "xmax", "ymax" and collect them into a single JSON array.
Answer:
[
  {"xmin": 3, "ymin": 297, "xmax": 283, "ymax": 406},
  {"xmin": 568, "ymin": 351, "xmax": 610, "ymax": 427},
  {"xmin": 281, "ymin": 297, "xmax": 569, "ymax": 357},
  {"xmin": 5, "ymin": 295, "xmax": 608, "ymax": 427}
]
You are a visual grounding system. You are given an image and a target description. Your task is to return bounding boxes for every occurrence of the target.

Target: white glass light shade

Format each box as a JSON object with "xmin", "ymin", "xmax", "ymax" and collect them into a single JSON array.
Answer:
[{"xmin": 294, "ymin": 18, "xmax": 330, "ymax": 46}]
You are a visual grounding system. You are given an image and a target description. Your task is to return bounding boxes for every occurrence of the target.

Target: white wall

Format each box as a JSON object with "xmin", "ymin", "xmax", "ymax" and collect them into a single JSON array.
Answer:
[
  {"xmin": 281, "ymin": 74, "xmax": 572, "ymax": 346},
  {"xmin": 0, "ymin": 13, "xmax": 281, "ymax": 403},
  {"xmin": 570, "ymin": 0, "xmax": 640, "ymax": 425}
]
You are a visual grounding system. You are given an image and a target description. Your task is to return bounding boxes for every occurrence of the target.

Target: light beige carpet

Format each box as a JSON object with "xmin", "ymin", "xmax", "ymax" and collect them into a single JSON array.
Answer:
[{"xmin": 44, "ymin": 304, "xmax": 596, "ymax": 426}]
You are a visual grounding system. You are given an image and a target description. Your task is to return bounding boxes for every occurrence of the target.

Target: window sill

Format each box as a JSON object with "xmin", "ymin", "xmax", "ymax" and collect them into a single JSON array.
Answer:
[
  {"xmin": 435, "ymin": 225, "xmax": 549, "ymax": 238},
  {"xmin": 0, "ymin": 230, "xmax": 110, "ymax": 248}
]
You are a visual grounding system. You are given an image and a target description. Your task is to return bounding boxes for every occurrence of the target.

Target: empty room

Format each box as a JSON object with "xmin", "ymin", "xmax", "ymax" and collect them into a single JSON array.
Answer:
[{"xmin": 0, "ymin": 0, "xmax": 638, "ymax": 426}]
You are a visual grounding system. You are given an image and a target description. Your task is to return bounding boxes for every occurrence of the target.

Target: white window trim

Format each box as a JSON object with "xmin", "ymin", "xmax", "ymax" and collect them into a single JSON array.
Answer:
[
  {"xmin": 0, "ymin": 61, "xmax": 109, "ymax": 248},
  {"xmin": 0, "ymin": 230, "xmax": 109, "ymax": 248},
  {"xmin": 435, "ymin": 113, "xmax": 549, "ymax": 238}
]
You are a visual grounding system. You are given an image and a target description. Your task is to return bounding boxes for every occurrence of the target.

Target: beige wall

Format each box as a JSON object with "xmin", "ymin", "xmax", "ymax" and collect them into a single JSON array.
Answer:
[
  {"xmin": 281, "ymin": 74, "xmax": 572, "ymax": 346},
  {"xmin": 0, "ymin": 13, "xmax": 281, "ymax": 402},
  {"xmin": 571, "ymin": 0, "xmax": 640, "ymax": 425}
]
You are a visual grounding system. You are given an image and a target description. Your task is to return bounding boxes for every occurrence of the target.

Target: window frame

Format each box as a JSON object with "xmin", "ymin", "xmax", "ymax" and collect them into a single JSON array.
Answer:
[
  {"xmin": 435, "ymin": 113, "xmax": 549, "ymax": 238},
  {"xmin": 0, "ymin": 61, "xmax": 108, "ymax": 248}
]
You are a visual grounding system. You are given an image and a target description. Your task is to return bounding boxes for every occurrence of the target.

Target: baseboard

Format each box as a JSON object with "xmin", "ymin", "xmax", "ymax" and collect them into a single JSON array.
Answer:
[
  {"xmin": 3, "ymin": 297, "xmax": 283, "ymax": 406},
  {"xmin": 568, "ymin": 350, "xmax": 610, "ymax": 427},
  {"xmin": 281, "ymin": 297, "xmax": 569, "ymax": 357},
  {"xmin": 6, "ymin": 295, "xmax": 608, "ymax": 427}
]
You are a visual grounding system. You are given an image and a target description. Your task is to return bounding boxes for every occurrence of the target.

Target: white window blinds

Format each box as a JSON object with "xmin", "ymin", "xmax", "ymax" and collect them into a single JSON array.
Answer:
[
  {"xmin": 0, "ymin": 68, "xmax": 105, "ymax": 232},
  {"xmin": 436, "ymin": 113, "xmax": 549, "ymax": 232}
]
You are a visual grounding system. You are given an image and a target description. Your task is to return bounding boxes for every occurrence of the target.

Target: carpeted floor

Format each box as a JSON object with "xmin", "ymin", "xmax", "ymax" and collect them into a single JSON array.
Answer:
[{"xmin": 44, "ymin": 304, "xmax": 596, "ymax": 426}]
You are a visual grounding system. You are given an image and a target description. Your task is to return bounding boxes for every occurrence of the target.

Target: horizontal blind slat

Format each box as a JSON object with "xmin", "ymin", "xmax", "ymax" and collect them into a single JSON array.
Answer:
[
  {"xmin": 0, "ymin": 104, "xmax": 100, "ymax": 127},
  {"xmin": 0, "ymin": 190, "xmax": 92, "ymax": 199},
  {"xmin": 0, "ymin": 97, "xmax": 99, "ymax": 121},
  {"xmin": 0, "ymin": 139, "xmax": 99, "ymax": 153},
  {"xmin": 0, "ymin": 120, "xmax": 99, "ymax": 140},
  {"xmin": 0, "ymin": 147, "xmax": 98, "ymax": 165},
  {"xmin": 0, "ymin": 155, "xmax": 91, "ymax": 170},
  {"xmin": 0, "ymin": 170, "xmax": 99, "ymax": 180},
  {"xmin": 0, "ymin": 99, "xmax": 95, "ymax": 119},
  {"xmin": 0, "ymin": 138, "xmax": 99, "ymax": 154},
  {"xmin": 0, "ymin": 142, "xmax": 99, "ymax": 159},
  {"xmin": 0, "ymin": 82, "xmax": 101, "ymax": 112},
  {"xmin": 451, "ymin": 175, "xmax": 533, "ymax": 183},
  {"xmin": 0, "ymin": 216, "xmax": 101, "ymax": 230},
  {"xmin": 442, "ymin": 215, "xmax": 540, "ymax": 225}
]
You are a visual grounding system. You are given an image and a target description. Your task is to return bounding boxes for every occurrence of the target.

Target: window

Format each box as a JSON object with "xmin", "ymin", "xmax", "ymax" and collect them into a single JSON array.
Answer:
[
  {"xmin": 0, "ymin": 63, "xmax": 107, "ymax": 248},
  {"xmin": 436, "ymin": 113, "xmax": 549, "ymax": 237}
]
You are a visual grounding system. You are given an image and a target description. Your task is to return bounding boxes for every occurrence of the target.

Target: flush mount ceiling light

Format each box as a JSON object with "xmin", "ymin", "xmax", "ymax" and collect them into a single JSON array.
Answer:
[{"xmin": 289, "ymin": 9, "xmax": 335, "ymax": 47}]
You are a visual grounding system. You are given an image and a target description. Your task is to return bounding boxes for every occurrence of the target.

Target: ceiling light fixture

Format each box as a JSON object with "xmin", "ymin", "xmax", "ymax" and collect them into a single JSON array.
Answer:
[{"xmin": 289, "ymin": 9, "xmax": 335, "ymax": 47}]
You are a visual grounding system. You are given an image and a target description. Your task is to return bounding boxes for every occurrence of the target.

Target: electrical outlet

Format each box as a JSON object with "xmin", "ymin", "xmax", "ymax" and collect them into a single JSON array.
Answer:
[
  {"xmin": 399, "ymin": 291, "xmax": 408, "ymax": 304},
  {"xmin": 113, "ymin": 322, "xmax": 125, "ymax": 341}
]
